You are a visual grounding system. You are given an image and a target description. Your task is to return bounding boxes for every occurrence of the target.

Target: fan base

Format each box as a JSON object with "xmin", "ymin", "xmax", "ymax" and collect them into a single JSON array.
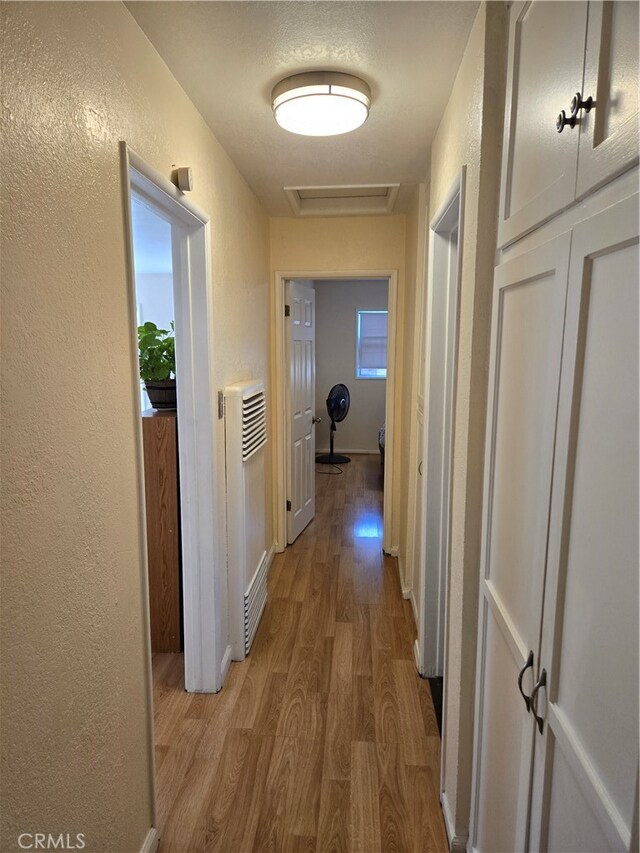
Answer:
[{"xmin": 316, "ymin": 453, "xmax": 351, "ymax": 465}]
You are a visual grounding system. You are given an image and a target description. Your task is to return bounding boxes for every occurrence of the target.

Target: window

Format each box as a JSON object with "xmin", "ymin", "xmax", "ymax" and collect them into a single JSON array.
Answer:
[{"xmin": 356, "ymin": 310, "xmax": 388, "ymax": 379}]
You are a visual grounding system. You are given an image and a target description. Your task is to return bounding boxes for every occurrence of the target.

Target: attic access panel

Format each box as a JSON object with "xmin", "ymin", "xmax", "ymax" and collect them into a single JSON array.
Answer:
[{"xmin": 284, "ymin": 183, "xmax": 400, "ymax": 217}]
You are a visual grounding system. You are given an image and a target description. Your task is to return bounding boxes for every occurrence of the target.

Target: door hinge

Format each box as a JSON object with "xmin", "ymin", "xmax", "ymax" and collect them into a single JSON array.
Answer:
[
  {"xmin": 286, "ymin": 500, "xmax": 292, "ymax": 511},
  {"xmin": 217, "ymin": 390, "xmax": 225, "ymax": 419},
  {"xmin": 284, "ymin": 304, "xmax": 290, "ymax": 317}
]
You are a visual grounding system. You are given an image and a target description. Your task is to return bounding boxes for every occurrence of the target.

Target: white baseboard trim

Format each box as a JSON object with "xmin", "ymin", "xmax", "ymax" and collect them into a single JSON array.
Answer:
[
  {"xmin": 414, "ymin": 639, "xmax": 421, "ymax": 673},
  {"xmin": 220, "ymin": 644, "xmax": 233, "ymax": 685},
  {"xmin": 140, "ymin": 828, "xmax": 159, "ymax": 853},
  {"xmin": 441, "ymin": 791, "xmax": 468, "ymax": 853},
  {"xmin": 316, "ymin": 448, "xmax": 381, "ymax": 455},
  {"xmin": 387, "ymin": 544, "xmax": 400, "ymax": 557},
  {"xmin": 410, "ymin": 588, "xmax": 418, "ymax": 627}
]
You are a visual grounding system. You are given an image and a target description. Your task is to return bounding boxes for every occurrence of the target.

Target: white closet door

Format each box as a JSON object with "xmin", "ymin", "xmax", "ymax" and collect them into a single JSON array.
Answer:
[
  {"xmin": 529, "ymin": 193, "xmax": 639, "ymax": 852},
  {"xmin": 469, "ymin": 234, "xmax": 571, "ymax": 853},
  {"xmin": 576, "ymin": 2, "xmax": 639, "ymax": 199},
  {"xmin": 498, "ymin": 1, "xmax": 588, "ymax": 247}
]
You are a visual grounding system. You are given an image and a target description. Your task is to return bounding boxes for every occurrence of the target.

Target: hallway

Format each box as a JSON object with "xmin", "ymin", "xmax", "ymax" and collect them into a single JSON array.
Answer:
[{"xmin": 153, "ymin": 455, "xmax": 447, "ymax": 852}]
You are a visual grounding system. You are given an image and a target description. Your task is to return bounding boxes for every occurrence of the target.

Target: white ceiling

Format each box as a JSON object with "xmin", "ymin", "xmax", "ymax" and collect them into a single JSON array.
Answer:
[{"xmin": 126, "ymin": 1, "xmax": 479, "ymax": 216}]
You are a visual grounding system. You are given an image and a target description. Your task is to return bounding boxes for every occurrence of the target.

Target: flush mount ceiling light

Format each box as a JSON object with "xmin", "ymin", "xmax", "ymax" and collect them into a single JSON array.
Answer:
[{"xmin": 272, "ymin": 72, "xmax": 371, "ymax": 137}]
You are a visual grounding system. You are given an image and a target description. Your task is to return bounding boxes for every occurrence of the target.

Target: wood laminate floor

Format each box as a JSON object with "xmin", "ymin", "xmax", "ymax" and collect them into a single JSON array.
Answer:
[{"xmin": 153, "ymin": 454, "xmax": 448, "ymax": 852}]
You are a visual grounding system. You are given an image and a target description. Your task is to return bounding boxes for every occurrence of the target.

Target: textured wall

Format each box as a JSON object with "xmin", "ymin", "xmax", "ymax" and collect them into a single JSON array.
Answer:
[
  {"xmin": 270, "ymin": 215, "xmax": 406, "ymax": 550},
  {"xmin": 0, "ymin": 3, "xmax": 270, "ymax": 851},
  {"xmin": 398, "ymin": 184, "xmax": 426, "ymax": 595},
  {"xmin": 428, "ymin": 2, "xmax": 508, "ymax": 843},
  {"xmin": 314, "ymin": 279, "xmax": 388, "ymax": 454}
]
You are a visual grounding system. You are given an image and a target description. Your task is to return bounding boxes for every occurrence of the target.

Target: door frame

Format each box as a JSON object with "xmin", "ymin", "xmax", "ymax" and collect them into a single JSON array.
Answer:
[
  {"xmin": 120, "ymin": 143, "xmax": 222, "ymax": 695},
  {"xmin": 416, "ymin": 168, "xmax": 466, "ymax": 683},
  {"xmin": 273, "ymin": 269, "xmax": 398, "ymax": 554}
]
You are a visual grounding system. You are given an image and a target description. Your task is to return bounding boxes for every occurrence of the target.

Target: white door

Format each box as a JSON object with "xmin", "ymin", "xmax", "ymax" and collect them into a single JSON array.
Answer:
[
  {"xmin": 529, "ymin": 193, "xmax": 639, "ymax": 852},
  {"xmin": 469, "ymin": 234, "xmax": 571, "ymax": 853},
  {"xmin": 498, "ymin": 1, "xmax": 589, "ymax": 247},
  {"xmin": 286, "ymin": 280, "xmax": 316, "ymax": 544},
  {"xmin": 576, "ymin": 1, "xmax": 639, "ymax": 198}
]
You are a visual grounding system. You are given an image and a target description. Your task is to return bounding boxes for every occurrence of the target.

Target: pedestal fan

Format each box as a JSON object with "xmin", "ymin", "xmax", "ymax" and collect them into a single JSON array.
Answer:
[{"xmin": 316, "ymin": 383, "xmax": 351, "ymax": 465}]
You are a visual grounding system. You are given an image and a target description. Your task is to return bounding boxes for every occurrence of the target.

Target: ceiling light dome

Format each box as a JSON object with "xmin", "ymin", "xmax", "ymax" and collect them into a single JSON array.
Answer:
[{"xmin": 272, "ymin": 72, "xmax": 371, "ymax": 137}]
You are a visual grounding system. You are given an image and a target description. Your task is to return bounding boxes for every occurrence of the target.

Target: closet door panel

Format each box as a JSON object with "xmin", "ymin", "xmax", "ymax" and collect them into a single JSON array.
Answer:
[
  {"xmin": 545, "ymin": 745, "xmax": 614, "ymax": 853},
  {"xmin": 486, "ymin": 238, "xmax": 570, "ymax": 649},
  {"xmin": 530, "ymin": 193, "xmax": 639, "ymax": 852},
  {"xmin": 473, "ymin": 612, "xmax": 534, "ymax": 853},
  {"xmin": 577, "ymin": 1, "xmax": 639, "ymax": 198},
  {"xmin": 469, "ymin": 234, "xmax": 571, "ymax": 853},
  {"xmin": 498, "ymin": 1, "xmax": 588, "ymax": 247}
]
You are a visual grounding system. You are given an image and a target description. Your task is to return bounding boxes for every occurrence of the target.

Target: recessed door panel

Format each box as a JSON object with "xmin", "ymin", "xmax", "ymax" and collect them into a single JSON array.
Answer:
[
  {"xmin": 499, "ymin": 1, "xmax": 587, "ymax": 246},
  {"xmin": 546, "ymin": 745, "xmax": 613, "ymax": 853},
  {"xmin": 577, "ymin": 1, "xmax": 639, "ymax": 197}
]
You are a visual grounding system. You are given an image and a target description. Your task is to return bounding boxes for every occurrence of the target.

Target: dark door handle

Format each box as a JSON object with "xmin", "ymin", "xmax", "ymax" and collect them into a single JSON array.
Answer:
[
  {"xmin": 517, "ymin": 650, "xmax": 534, "ymax": 712},
  {"xmin": 531, "ymin": 668, "xmax": 547, "ymax": 734}
]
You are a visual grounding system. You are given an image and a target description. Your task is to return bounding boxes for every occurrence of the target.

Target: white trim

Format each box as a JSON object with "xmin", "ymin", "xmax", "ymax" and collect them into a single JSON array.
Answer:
[
  {"xmin": 220, "ymin": 645, "xmax": 233, "ymax": 684},
  {"xmin": 121, "ymin": 143, "xmax": 221, "ymax": 695},
  {"xmin": 417, "ymin": 167, "xmax": 466, "ymax": 679},
  {"xmin": 273, "ymin": 270, "xmax": 398, "ymax": 554},
  {"xmin": 441, "ymin": 791, "xmax": 468, "ymax": 853},
  {"xmin": 139, "ymin": 828, "xmax": 159, "ymax": 853},
  {"xmin": 387, "ymin": 544, "xmax": 399, "ymax": 558},
  {"xmin": 410, "ymin": 589, "xmax": 419, "ymax": 631},
  {"xmin": 316, "ymin": 447, "xmax": 382, "ymax": 455}
]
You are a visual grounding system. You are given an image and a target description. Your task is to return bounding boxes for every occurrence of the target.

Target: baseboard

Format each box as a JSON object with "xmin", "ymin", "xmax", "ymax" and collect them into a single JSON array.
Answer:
[
  {"xmin": 441, "ymin": 791, "xmax": 468, "ymax": 853},
  {"xmin": 220, "ymin": 644, "xmax": 233, "ymax": 684},
  {"xmin": 387, "ymin": 544, "xmax": 400, "ymax": 557},
  {"xmin": 414, "ymin": 639, "xmax": 421, "ymax": 673},
  {"xmin": 140, "ymin": 828, "xmax": 159, "ymax": 853},
  {"xmin": 410, "ymin": 588, "xmax": 418, "ymax": 628},
  {"xmin": 316, "ymin": 448, "xmax": 381, "ymax": 455}
]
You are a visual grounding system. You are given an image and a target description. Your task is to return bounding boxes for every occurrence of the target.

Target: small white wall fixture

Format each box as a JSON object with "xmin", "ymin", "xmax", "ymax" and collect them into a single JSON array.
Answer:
[
  {"xmin": 120, "ymin": 143, "xmax": 221, "ymax": 700},
  {"xmin": 416, "ymin": 168, "xmax": 466, "ymax": 679},
  {"xmin": 273, "ymin": 270, "xmax": 398, "ymax": 555}
]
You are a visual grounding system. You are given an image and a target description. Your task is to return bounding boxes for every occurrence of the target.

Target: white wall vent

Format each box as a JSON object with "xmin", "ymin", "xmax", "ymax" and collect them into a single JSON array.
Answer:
[
  {"xmin": 284, "ymin": 183, "xmax": 400, "ymax": 217},
  {"xmin": 224, "ymin": 379, "xmax": 269, "ymax": 659}
]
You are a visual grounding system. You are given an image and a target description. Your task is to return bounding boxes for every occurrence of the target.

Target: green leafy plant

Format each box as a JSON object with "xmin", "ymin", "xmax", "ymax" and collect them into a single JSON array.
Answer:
[{"xmin": 137, "ymin": 321, "xmax": 175, "ymax": 382}]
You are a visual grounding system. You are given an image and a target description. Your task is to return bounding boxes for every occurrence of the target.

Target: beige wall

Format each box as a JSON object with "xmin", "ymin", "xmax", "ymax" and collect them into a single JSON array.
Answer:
[
  {"xmin": 398, "ymin": 184, "xmax": 425, "ymax": 595},
  {"xmin": 314, "ymin": 279, "xmax": 388, "ymax": 454},
  {"xmin": 1, "ymin": 4, "xmax": 270, "ymax": 851},
  {"xmin": 428, "ymin": 2, "xmax": 508, "ymax": 844},
  {"xmin": 270, "ymin": 215, "xmax": 407, "ymax": 550}
]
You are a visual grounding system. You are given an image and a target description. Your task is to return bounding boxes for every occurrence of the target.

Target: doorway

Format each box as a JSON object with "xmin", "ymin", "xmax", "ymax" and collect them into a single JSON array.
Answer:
[
  {"xmin": 120, "ymin": 144, "xmax": 220, "ymax": 695},
  {"xmin": 415, "ymin": 169, "xmax": 465, "ymax": 727},
  {"xmin": 273, "ymin": 270, "xmax": 398, "ymax": 554}
]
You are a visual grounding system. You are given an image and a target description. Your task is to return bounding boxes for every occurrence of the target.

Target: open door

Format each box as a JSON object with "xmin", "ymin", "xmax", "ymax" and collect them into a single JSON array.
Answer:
[{"xmin": 285, "ymin": 280, "xmax": 316, "ymax": 543}]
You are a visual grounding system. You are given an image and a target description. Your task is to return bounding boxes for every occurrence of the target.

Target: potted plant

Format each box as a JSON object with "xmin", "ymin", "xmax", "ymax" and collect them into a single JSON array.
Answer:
[{"xmin": 137, "ymin": 321, "xmax": 177, "ymax": 410}]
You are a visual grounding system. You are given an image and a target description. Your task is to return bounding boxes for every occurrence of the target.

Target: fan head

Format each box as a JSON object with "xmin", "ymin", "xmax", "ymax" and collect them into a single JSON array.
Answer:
[{"xmin": 326, "ymin": 383, "xmax": 350, "ymax": 423}]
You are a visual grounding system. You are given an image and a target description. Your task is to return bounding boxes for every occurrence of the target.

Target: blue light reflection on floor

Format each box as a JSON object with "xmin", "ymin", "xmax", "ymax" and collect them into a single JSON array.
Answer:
[{"xmin": 353, "ymin": 513, "xmax": 383, "ymax": 539}]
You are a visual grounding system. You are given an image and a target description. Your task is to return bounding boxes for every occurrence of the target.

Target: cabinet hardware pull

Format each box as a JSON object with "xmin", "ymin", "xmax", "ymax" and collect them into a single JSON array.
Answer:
[
  {"xmin": 517, "ymin": 650, "xmax": 534, "ymax": 712},
  {"xmin": 570, "ymin": 92, "xmax": 594, "ymax": 118},
  {"xmin": 531, "ymin": 668, "xmax": 547, "ymax": 734},
  {"xmin": 418, "ymin": 461, "xmax": 423, "ymax": 476},
  {"xmin": 556, "ymin": 110, "xmax": 576, "ymax": 133}
]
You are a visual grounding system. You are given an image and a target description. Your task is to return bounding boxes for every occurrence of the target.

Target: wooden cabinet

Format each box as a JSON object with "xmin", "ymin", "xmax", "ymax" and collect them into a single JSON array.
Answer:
[
  {"xmin": 142, "ymin": 410, "xmax": 182, "ymax": 653},
  {"xmin": 498, "ymin": 1, "xmax": 639, "ymax": 247},
  {"xmin": 470, "ymin": 2, "xmax": 639, "ymax": 849}
]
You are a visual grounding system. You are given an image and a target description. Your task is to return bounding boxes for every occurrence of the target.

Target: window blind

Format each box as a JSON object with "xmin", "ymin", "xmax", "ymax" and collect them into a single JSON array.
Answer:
[{"xmin": 357, "ymin": 311, "xmax": 388, "ymax": 375}]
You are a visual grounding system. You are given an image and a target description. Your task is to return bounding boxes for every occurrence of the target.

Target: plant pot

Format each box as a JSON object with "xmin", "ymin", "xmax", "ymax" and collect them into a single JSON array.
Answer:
[{"xmin": 144, "ymin": 379, "xmax": 177, "ymax": 410}]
